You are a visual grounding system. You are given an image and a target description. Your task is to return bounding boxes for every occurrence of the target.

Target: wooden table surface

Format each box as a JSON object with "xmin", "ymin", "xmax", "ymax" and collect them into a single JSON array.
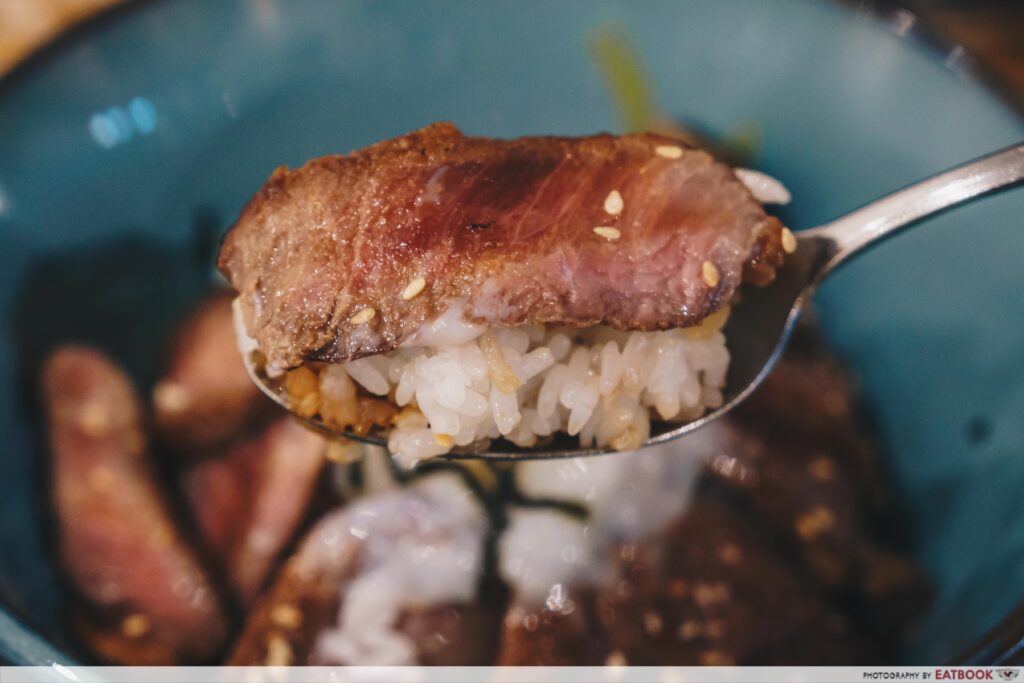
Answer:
[{"xmin": 0, "ymin": 0, "xmax": 1021, "ymax": 107}]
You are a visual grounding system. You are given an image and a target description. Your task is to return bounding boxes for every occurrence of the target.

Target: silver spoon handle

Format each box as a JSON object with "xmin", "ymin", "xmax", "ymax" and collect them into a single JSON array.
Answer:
[{"xmin": 804, "ymin": 142, "xmax": 1024, "ymax": 277}]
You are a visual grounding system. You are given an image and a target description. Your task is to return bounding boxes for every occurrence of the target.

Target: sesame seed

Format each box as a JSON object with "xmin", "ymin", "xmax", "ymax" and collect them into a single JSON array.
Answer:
[
  {"xmin": 593, "ymin": 226, "xmax": 621, "ymax": 241},
  {"xmin": 700, "ymin": 651, "xmax": 735, "ymax": 666},
  {"xmin": 609, "ymin": 425, "xmax": 643, "ymax": 450},
  {"xmin": 77, "ymin": 401, "xmax": 111, "ymax": 437},
  {"xmin": 605, "ymin": 651, "xmax": 628, "ymax": 667},
  {"xmin": 795, "ymin": 506, "xmax": 836, "ymax": 539},
  {"xmin": 120, "ymin": 614, "xmax": 150, "ymax": 638},
  {"xmin": 643, "ymin": 611, "xmax": 664, "ymax": 635},
  {"xmin": 694, "ymin": 582, "xmax": 731, "ymax": 608},
  {"xmin": 705, "ymin": 619, "xmax": 727, "ymax": 639},
  {"xmin": 604, "ymin": 190, "xmax": 624, "ymax": 215},
  {"xmin": 153, "ymin": 381, "xmax": 190, "ymax": 414},
  {"xmin": 265, "ymin": 634, "xmax": 293, "ymax": 666},
  {"xmin": 401, "ymin": 276, "xmax": 426, "ymax": 300},
  {"xmin": 678, "ymin": 620, "xmax": 701, "ymax": 640},
  {"xmin": 781, "ymin": 227, "xmax": 797, "ymax": 253},
  {"xmin": 296, "ymin": 392, "xmax": 320, "ymax": 419},
  {"xmin": 434, "ymin": 433, "xmax": 454, "ymax": 448},
  {"xmin": 270, "ymin": 603, "xmax": 303, "ymax": 630},
  {"xmin": 349, "ymin": 307, "xmax": 376, "ymax": 325},
  {"xmin": 656, "ymin": 144, "xmax": 683, "ymax": 159},
  {"xmin": 701, "ymin": 261, "xmax": 720, "ymax": 287},
  {"xmin": 324, "ymin": 439, "xmax": 362, "ymax": 464}
]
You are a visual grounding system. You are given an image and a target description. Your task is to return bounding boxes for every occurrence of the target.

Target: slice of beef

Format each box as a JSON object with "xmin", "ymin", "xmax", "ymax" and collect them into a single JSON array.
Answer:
[
  {"xmin": 595, "ymin": 498, "xmax": 878, "ymax": 665},
  {"xmin": 705, "ymin": 336, "xmax": 932, "ymax": 635},
  {"xmin": 229, "ymin": 474, "xmax": 499, "ymax": 665},
  {"xmin": 494, "ymin": 498, "xmax": 876, "ymax": 665},
  {"xmin": 232, "ymin": 552, "xmax": 499, "ymax": 669},
  {"xmin": 42, "ymin": 346, "xmax": 229, "ymax": 664},
  {"xmin": 181, "ymin": 417, "xmax": 327, "ymax": 605},
  {"xmin": 153, "ymin": 289, "xmax": 271, "ymax": 453},
  {"xmin": 218, "ymin": 122, "xmax": 785, "ymax": 370},
  {"xmin": 226, "ymin": 508, "xmax": 360, "ymax": 666}
]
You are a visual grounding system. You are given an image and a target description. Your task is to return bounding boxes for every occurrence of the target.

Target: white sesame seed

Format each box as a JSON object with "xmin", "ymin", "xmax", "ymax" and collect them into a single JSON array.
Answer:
[
  {"xmin": 401, "ymin": 276, "xmax": 426, "ymax": 300},
  {"xmin": 605, "ymin": 651, "xmax": 628, "ymax": 667},
  {"xmin": 77, "ymin": 401, "xmax": 112, "ymax": 437},
  {"xmin": 781, "ymin": 227, "xmax": 797, "ymax": 254},
  {"xmin": 265, "ymin": 634, "xmax": 293, "ymax": 666},
  {"xmin": 120, "ymin": 614, "xmax": 150, "ymax": 638},
  {"xmin": 700, "ymin": 651, "xmax": 735, "ymax": 666},
  {"xmin": 593, "ymin": 226, "xmax": 621, "ymax": 241},
  {"xmin": 270, "ymin": 603, "xmax": 303, "ymax": 629},
  {"xmin": 434, "ymin": 433, "xmax": 454, "ymax": 448},
  {"xmin": 694, "ymin": 582, "xmax": 731, "ymax": 607},
  {"xmin": 349, "ymin": 307, "xmax": 376, "ymax": 325},
  {"xmin": 795, "ymin": 506, "xmax": 836, "ymax": 540},
  {"xmin": 604, "ymin": 190, "xmax": 624, "ymax": 216},
  {"xmin": 324, "ymin": 439, "xmax": 362, "ymax": 464},
  {"xmin": 153, "ymin": 381, "xmax": 189, "ymax": 414},
  {"xmin": 644, "ymin": 611, "xmax": 664, "ymax": 635},
  {"xmin": 656, "ymin": 144, "xmax": 683, "ymax": 159},
  {"xmin": 678, "ymin": 620, "xmax": 701, "ymax": 640},
  {"xmin": 701, "ymin": 261, "xmax": 720, "ymax": 287}
]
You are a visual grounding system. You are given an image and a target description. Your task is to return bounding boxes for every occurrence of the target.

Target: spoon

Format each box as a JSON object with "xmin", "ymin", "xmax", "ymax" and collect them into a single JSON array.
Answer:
[{"xmin": 244, "ymin": 142, "xmax": 1024, "ymax": 460}]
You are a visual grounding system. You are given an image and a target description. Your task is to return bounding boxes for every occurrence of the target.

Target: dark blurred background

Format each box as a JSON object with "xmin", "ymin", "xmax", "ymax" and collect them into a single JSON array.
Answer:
[
  {"xmin": 863, "ymin": 0, "xmax": 1024, "ymax": 110},
  {"xmin": 1, "ymin": 0, "xmax": 1023, "ymax": 112},
  {"xmin": 1, "ymin": 0, "xmax": 1019, "ymax": 113}
]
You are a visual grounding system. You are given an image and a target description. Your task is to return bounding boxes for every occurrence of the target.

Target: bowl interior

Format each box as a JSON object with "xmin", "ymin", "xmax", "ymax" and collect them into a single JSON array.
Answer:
[{"xmin": 0, "ymin": 0, "xmax": 1022, "ymax": 664}]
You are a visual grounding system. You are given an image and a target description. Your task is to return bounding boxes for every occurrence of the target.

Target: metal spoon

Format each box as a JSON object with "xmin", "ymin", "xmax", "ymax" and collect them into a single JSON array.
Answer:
[{"xmin": 244, "ymin": 142, "xmax": 1024, "ymax": 461}]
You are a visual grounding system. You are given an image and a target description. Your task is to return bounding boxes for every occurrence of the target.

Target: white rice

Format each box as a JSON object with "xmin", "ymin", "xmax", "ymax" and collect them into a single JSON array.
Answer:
[
  {"xmin": 312, "ymin": 473, "xmax": 487, "ymax": 665},
  {"xmin": 314, "ymin": 303, "xmax": 731, "ymax": 467},
  {"xmin": 735, "ymin": 168, "xmax": 792, "ymax": 205},
  {"xmin": 314, "ymin": 433, "xmax": 721, "ymax": 662},
  {"xmin": 499, "ymin": 422, "xmax": 735, "ymax": 607}
]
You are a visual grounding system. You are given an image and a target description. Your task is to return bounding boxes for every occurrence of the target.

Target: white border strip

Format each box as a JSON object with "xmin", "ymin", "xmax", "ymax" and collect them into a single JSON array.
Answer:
[{"xmin": 1, "ymin": 666, "xmax": 1020, "ymax": 683}]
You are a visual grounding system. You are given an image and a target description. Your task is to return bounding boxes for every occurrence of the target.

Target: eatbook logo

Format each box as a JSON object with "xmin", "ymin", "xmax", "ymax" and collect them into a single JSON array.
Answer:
[{"xmin": 935, "ymin": 670, "xmax": 1019, "ymax": 680}]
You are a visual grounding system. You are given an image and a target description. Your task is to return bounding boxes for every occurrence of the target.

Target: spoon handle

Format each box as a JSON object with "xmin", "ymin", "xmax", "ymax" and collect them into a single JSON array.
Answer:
[{"xmin": 804, "ymin": 142, "xmax": 1024, "ymax": 277}]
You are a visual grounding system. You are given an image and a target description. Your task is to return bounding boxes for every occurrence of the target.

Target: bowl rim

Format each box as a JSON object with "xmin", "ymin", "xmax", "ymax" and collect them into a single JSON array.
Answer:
[{"xmin": 0, "ymin": 0, "xmax": 1021, "ymax": 667}]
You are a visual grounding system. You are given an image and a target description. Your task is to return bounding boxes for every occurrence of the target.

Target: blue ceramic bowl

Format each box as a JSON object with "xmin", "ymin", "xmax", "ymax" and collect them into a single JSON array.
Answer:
[{"xmin": 0, "ymin": 0, "xmax": 1022, "ymax": 666}]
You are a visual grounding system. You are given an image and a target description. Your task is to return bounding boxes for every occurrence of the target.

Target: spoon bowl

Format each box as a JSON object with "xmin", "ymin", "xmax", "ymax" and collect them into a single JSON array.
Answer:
[{"xmin": 245, "ymin": 142, "xmax": 1024, "ymax": 461}]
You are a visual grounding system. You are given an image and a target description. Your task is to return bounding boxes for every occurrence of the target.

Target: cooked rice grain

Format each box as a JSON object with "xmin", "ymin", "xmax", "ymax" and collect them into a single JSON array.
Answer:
[{"xmin": 288, "ymin": 308, "xmax": 731, "ymax": 466}]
